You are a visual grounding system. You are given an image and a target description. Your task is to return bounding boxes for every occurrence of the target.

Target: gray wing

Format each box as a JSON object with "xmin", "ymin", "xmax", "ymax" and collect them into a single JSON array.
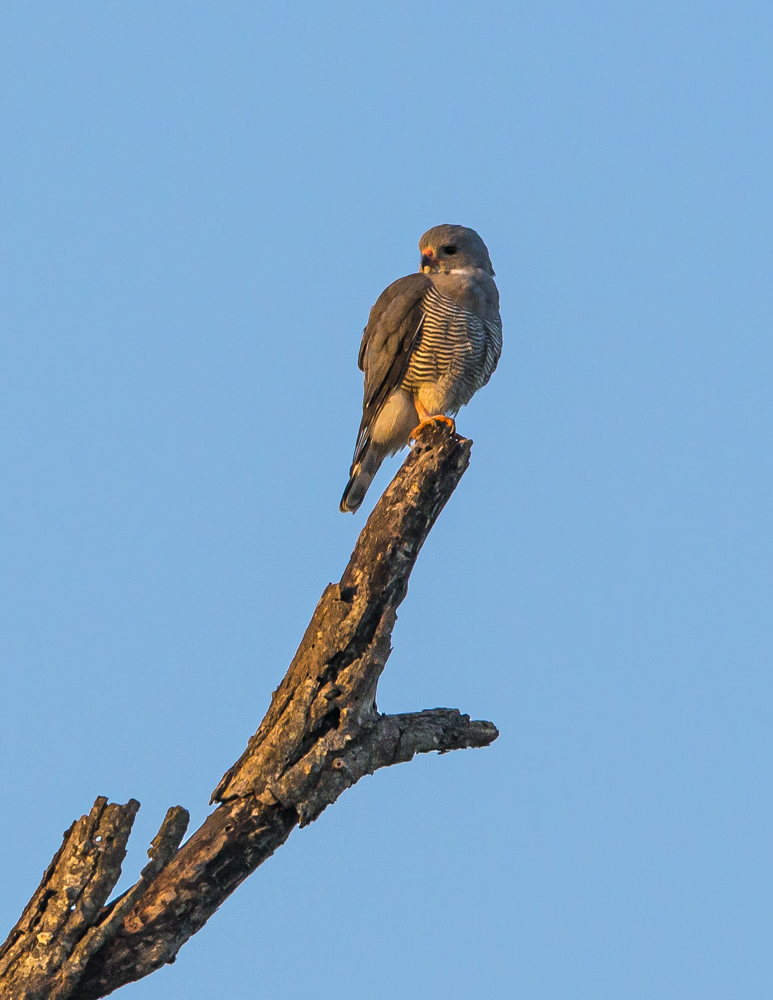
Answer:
[{"xmin": 351, "ymin": 272, "xmax": 432, "ymax": 464}]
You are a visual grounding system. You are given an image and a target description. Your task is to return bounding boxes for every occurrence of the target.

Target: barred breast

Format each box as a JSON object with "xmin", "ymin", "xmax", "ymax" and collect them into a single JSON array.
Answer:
[{"xmin": 400, "ymin": 285, "xmax": 502, "ymax": 415}]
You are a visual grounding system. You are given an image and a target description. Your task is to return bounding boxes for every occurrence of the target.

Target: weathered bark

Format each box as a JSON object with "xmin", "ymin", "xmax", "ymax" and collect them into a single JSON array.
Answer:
[
  {"xmin": 1, "ymin": 422, "xmax": 498, "ymax": 1000},
  {"xmin": 0, "ymin": 801, "xmax": 189, "ymax": 1000}
]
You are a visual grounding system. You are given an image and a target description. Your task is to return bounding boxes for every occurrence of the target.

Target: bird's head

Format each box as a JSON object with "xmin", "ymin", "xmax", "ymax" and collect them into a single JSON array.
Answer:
[{"xmin": 418, "ymin": 224, "xmax": 495, "ymax": 276}]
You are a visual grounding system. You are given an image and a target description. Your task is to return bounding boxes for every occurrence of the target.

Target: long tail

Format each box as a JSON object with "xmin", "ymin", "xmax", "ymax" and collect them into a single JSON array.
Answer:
[{"xmin": 339, "ymin": 439, "xmax": 386, "ymax": 513}]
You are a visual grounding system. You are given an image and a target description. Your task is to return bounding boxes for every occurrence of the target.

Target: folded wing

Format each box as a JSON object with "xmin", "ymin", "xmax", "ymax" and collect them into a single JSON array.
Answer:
[{"xmin": 352, "ymin": 272, "xmax": 432, "ymax": 466}]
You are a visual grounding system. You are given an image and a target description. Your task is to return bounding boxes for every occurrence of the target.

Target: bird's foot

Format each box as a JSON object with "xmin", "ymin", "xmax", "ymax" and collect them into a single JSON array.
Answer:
[{"xmin": 409, "ymin": 414, "xmax": 456, "ymax": 444}]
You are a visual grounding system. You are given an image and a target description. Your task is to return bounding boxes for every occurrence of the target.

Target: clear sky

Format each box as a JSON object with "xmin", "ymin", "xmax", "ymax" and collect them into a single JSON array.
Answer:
[{"xmin": 1, "ymin": 2, "xmax": 772, "ymax": 998}]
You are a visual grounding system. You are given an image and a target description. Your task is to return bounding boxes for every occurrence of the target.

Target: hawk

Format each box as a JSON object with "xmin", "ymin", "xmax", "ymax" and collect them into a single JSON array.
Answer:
[{"xmin": 340, "ymin": 224, "xmax": 502, "ymax": 513}]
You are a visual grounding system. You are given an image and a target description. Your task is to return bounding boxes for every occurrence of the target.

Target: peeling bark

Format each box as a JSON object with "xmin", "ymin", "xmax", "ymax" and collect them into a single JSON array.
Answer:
[{"xmin": 1, "ymin": 422, "xmax": 499, "ymax": 1000}]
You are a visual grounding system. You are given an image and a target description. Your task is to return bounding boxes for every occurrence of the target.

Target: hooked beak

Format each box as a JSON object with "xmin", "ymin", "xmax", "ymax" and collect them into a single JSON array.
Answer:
[{"xmin": 420, "ymin": 247, "xmax": 436, "ymax": 272}]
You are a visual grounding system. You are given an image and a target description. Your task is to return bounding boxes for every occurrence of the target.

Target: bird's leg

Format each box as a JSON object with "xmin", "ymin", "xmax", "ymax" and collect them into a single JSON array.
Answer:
[{"xmin": 409, "ymin": 399, "xmax": 456, "ymax": 443}]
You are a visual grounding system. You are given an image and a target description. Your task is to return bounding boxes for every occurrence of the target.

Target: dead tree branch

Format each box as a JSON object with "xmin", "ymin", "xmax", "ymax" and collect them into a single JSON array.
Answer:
[{"xmin": 1, "ymin": 422, "xmax": 499, "ymax": 1000}]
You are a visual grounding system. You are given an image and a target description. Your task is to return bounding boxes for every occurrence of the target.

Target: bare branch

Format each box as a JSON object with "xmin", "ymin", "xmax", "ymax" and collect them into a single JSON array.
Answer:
[
  {"xmin": 0, "ymin": 801, "xmax": 190, "ymax": 1000},
  {"xmin": 2, "ymin": 423, "xmax": 498, "ymax": 1000}
]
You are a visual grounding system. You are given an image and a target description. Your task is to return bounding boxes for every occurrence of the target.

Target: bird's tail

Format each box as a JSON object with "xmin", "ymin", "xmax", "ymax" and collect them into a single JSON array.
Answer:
[{"xmin": 339, "ymin": 440, "xmax": 385, "ymax": 513}]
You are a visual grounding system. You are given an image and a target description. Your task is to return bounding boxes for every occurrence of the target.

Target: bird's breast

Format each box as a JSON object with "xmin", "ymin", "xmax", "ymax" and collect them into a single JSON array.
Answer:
[{"xmin": 400, "ymin": 287, "xmax": 499, "ymax": 411}]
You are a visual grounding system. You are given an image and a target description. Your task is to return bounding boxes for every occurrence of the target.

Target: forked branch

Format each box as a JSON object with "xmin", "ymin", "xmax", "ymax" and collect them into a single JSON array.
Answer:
[{"xmin": 0, "ymin": 422, "xmax": 498, "ymax": 1000}]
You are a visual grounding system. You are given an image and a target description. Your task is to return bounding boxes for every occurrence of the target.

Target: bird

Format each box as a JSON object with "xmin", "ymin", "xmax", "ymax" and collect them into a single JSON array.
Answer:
[{"xmin": 340, "ymin": 224, "xmax": 502, "ymax": 513}]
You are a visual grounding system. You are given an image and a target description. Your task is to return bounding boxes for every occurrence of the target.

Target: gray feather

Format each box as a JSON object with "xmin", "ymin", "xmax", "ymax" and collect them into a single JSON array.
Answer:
[{"xmin": 340, "ymin": 226, "xmax": 502, "ymax": 514}]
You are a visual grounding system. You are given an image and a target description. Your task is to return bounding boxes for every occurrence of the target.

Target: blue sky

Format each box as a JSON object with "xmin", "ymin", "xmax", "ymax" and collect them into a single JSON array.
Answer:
[{"xmin": 1, "ymin": 3, "xmax": 772, "ymax": 997}]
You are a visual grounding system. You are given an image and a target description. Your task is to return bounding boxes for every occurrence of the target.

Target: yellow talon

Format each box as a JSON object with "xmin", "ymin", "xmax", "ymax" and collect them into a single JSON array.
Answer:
[{"xmin": 409, "ymin": 403, "xmax": 456, "ymax": 443}]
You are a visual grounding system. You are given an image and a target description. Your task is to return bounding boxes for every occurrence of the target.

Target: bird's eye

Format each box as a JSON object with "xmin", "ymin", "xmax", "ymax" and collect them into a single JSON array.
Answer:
[{"xmin": 442, "ymin": 245, "xmax": 458, "ymax": 255}]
